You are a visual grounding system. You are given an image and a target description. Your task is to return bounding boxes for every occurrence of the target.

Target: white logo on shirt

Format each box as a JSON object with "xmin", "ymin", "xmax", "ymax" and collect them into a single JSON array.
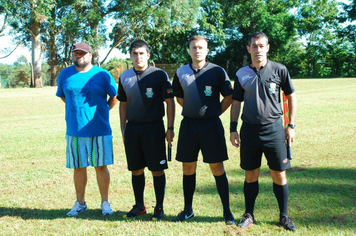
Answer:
[
  {"xmin": 269, "ymin": 83, "xmax": 277, "ymax": 94},
  {"xmin": 182, "ymin": 73, "xmax": 190, "ymax": 79}
]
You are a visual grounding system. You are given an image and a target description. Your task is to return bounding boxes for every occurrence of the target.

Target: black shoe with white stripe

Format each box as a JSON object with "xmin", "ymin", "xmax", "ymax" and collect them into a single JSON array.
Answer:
[{"xmin": 174, "ymin": 210, "xmax": 194, "ymax": 222}]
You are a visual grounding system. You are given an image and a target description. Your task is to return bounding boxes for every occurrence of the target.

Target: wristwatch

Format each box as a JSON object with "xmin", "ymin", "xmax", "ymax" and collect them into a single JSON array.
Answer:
[{"xmin": 288, "ymin": 124, "xmax": 296, "ymax": 129}]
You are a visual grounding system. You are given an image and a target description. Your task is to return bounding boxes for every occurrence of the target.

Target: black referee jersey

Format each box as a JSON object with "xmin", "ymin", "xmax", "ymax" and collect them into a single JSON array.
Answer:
[
  {"xmin": 233, "ymin": 60, "xmax": 295, "ymax": 125},
  {"xmin": 172, "ymin": 62, "xmax": 233, "ymax": 118},
  {"xmin": 117, "ymin": 65, "xmax": 174, "ymax": 123}
]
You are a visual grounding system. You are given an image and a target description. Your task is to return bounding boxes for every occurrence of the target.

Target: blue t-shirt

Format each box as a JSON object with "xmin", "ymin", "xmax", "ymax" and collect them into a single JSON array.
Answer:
[{"xmin": 56, "ymin": 65, "xmax": 118, "ymax": 137}]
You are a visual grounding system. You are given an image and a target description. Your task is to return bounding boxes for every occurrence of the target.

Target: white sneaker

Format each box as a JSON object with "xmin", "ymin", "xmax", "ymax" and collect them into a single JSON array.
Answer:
[
  {"xmin": 66, "ymin": 201, "xmax": 88, "ymax": 217},
  {"xmin": 101, "ymin": 201, "xmax": 113, "ymax": 216}
]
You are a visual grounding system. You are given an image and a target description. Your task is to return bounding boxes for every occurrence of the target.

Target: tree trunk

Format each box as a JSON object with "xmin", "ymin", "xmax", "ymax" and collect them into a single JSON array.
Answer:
[
  {"xmin": 243, "ymin": 54, "xmax": 248, "ymax": 66},
  {"xmin": 91, "ymin": 23, "xmax": 100, "ymax": 66},
  {"xmin": 347, "ymin": 53, "xmax": 351, "ymax": 77},
  {"xmin": 312, "ymin": 57, "xmax": 316, "ymax": 77},
  {"xmin": 31, "ymin": 25, "xmax": 42, "ymax": 88},
  {"xmin": 161, "ymin": 32, "xmax": 167, "ymax": 64},
  {"xmin": 50, "ymin": 51, "xmax": 58, "ymax": 86},
  {"xmin": 50, "ymin": 7, "xmax": 59, "ymax": 86},
  {"xmin": 49, "ymin": 33, "xmax": 58, "ymax": 86}
]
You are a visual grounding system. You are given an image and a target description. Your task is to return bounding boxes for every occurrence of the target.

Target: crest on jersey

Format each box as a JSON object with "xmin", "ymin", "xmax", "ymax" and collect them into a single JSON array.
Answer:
[
  {"xmin": 269, "ymin": 83, "xmax": 277, "ymax": 94},
  {"xmin": 204, "ymin": 86, "xmax": 212, "ymax": 96},
  {"xmin": 146, "ymin": 88, "xmax": 154, "ymax": 98}
]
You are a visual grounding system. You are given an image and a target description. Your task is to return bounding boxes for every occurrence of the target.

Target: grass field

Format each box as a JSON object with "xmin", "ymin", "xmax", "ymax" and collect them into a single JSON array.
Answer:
[{"xmin": 0, "ymin": 78, "xmax": 355, "ymax": 236}]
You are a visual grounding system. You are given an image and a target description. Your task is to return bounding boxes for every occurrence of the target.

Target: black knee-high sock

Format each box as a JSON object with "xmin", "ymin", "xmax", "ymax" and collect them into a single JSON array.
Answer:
[
  {"xmin": 244, "ymin": 181, "xmax": 259, "ymax": 216},
  {"xmin": 132, "ymin": 173, "xmax": 145, "ymax": 207},
  {"xmin": 183, "ymin": 173, "xmax": 196, "ymax": 212},
  {"xmin": 273, "ymin": 182, "xmax": 288, "ymax": 218},
  {"xmin": 214, "ymin": 172, "xmax": 231, "ymax": 216},
  {"xmin": 153, "ymin": 173, "xmax": 166, "ymax": 208}
]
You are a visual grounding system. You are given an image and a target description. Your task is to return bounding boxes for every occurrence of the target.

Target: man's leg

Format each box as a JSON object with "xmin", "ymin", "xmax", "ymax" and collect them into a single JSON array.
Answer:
[
  {"xmin": 152, "ymin": 170, "xmax": 166, "ymax": 208},
  {"xmin": 209, "ymin": 163, "xmax": 229, "ymax": 211},
  {"xmin": 95, "ymin": 165, "xmax": 114, "ymax": 215},
  {"xmin": 74, "ymin": 167, "xmax": 87, "ymax": 205},
  {"xmin": 270, "ymin": 170, "xmax": 288, "ymax": 217},
  {"xmin": 210, "ymin": 162, "xmax": 235, "ymax": 224},
  {"xmin": 131, "ymin": 168, "xmax": 145, "ymax": 208},
  {"xmin": 94, "ymin": 165, "xmax": 110, "ymax": 203},
  {"xmin": 182, "ymin": 162, "xmax": 197, "ymax": 212},
  {"xmin": 123, "ymin": 168, "xmax": 146, "ymax": 218},
  {"xmin": 244, "ymin": 168, "xmax": 260, "ymax": 216},
  {"xmin": 236, "ymin": 168, "xmax": 260, "ymax": 228},
  {"xmin": 270, "ymin": 169, "xmax": 296, "ymax": 231},
  {"xmin": 66, "ymin": 167, "xmax": 88, "ymax": 216},
  {"xmin": 175, "ymin": 162, "xmax": 197, "ymax": 221},
  {"xmin": 151, "ymin": 170, "xmax": 166, "ymax": 220}
]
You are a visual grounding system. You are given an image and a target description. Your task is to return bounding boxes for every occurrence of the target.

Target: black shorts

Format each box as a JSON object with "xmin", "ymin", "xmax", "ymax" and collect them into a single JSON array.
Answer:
[
  {"xmin": 240, "ymin": 118, "xmax": 290, "ymax": 171},
  {"xmin": 124, "ymin": 120, "xmax": 168, "ymax": 171},
  {"xmin": 176, "ymin": 117, "xmax": 229, "ymax": 163}
]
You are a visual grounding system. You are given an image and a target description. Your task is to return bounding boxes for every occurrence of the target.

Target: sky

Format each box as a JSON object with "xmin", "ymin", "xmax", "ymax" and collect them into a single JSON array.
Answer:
[{"xmin": 0, "ymin": 32, "xmax": 129, "ymax": 65}]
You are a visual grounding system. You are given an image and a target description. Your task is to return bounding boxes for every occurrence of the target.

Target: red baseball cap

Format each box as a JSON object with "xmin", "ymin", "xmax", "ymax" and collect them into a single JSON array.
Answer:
[{"xmin": 72, "ymin": 42, "xmax": 91, "ymax": 53}]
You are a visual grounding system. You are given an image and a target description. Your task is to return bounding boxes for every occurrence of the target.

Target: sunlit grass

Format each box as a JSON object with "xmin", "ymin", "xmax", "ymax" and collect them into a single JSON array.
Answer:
[{"xmin": 0, "ymin": 78, "xmax": 355, "ymax": 235}]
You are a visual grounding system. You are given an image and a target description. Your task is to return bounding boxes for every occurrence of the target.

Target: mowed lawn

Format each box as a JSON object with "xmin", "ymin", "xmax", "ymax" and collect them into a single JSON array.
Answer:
[{"xmin": 0, "ymin": 78, "xmax": 355, "ymax": 236}]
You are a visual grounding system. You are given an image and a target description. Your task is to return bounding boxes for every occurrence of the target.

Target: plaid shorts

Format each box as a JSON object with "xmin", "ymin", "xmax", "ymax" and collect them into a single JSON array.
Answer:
[{"xmin": 65, "ymin": 135, "xmax": 114, "ymax": 169}]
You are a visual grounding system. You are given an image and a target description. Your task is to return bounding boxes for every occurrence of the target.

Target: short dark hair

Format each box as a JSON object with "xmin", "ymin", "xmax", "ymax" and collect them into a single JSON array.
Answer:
[
  {"xmin": 129, "ymin": 40, "xmax": 150, "ymax": 53},
  {"xmin": 188, "ymin": 35, "xmax": 208, "ymax": 48},
  {"xmin": 248, "ymin": 32, "xmax": 269, "ymax": 46}
]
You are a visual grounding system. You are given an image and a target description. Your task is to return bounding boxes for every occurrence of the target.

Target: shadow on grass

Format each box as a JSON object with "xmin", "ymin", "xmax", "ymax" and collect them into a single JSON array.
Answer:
[
  {"xmin": 0, "ymin": 207, "xmax": 227, "ymax": 223},
  {"xmin": 0, "ymin": 208, "xmax": 126, "ymax": 221},
  {"xmin": 197, "ymin": 167, "xmax": 356, "ymax": 230}
]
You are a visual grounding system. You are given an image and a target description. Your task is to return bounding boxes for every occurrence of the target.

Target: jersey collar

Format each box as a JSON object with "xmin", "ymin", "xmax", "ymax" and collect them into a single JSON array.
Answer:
[
  {"xmin": 190, "ymin": 60, "xmax": 209, "ymax": 73},
  {"xmin": 249, "ymin": 59, "xmax": 270, "ymax": 73}
]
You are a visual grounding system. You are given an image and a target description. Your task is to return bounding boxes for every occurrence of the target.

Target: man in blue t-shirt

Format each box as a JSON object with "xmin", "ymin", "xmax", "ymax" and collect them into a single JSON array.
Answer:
[{"xmin": 56, "ymin": 42, "xmax": 118, "ymax": 217}]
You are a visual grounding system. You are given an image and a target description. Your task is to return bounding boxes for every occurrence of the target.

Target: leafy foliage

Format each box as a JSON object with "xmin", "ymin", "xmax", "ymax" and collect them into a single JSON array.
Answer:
[{"xmin": 1, "ymin": 0, "xmax": 356, "ymax": 85}]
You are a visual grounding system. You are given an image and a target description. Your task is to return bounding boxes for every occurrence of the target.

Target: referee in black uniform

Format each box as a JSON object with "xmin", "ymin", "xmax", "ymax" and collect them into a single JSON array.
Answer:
[
  {"xmin": 118, "ymin": 40, "xmax": 175, "ymax": 221},
  {"xmin": 172, "ymin": 35, "xmax": 235, "ymax": 225},
  {"xmin": 230, "ymin": 32, "xmax": 297, "ymax": 231}
]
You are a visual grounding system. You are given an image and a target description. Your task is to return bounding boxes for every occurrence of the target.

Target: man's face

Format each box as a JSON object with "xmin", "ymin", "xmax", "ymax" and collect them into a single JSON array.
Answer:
[
  {"xmin": 188, "ymin": 39, "xmax": 209, "ymax": 64},
  {"xmin": 247, "ymin": 37, "xmax": 270, "ymax": 63},
  {"xmin": 130, "ymin": 47, "xmax": 150, "ymax": 71},
  {"xmin": 73, "ymin": 50, "xmax": 91, "ymax": 68}
]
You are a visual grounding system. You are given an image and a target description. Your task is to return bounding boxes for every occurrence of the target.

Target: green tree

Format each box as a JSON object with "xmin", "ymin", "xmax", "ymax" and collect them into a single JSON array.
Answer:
[
  {"xmin": 42, "ymin": 0, "xmax": 84, "ymax": 86},
  {"xmin": 112, "ymin": 0, "xmax": 200, "ymax": 64},
  {"xmin": 0, "ymin": 1, "xmax": 23, "ymax": 60},
  {"xmin": 144, "ymin": 0, "xmax": 200, "ymax": 64},
  {"xmin": 70, "ymin": 0, "xmax": 126, "ymax": 65},
  {"xmin": 0, "ymin": 64, "xmax": 13, "ymax": 88},
  {"xmin": 197, "ymin": 0, "xmax": 298, "ymax": 77},
  {"xmin": 295, "ymin": 0, "xmax": 339, "ymax": 77},
  {"xmin": 4, "ymin": 0, "xmax": 55, "ymax": 87},
  {"xmin": 339, "ymin": 0, "xmax": 356, "ymax": 76},
  {"xmin": 102, "ymin": 57, "xmax": 130, "ymax": 81}
]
